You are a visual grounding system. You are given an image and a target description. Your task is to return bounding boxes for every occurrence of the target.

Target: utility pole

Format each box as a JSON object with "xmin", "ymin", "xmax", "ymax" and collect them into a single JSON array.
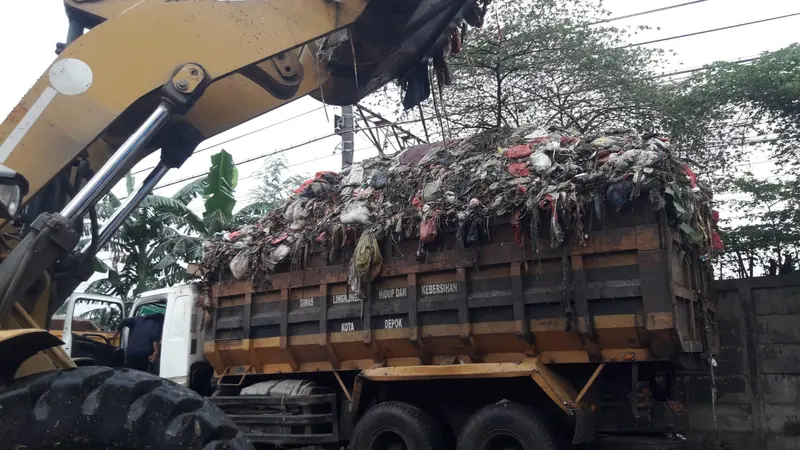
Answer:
[{"xmin": 341, "ymin": 105, "xmax": 355, "ymax": 169}]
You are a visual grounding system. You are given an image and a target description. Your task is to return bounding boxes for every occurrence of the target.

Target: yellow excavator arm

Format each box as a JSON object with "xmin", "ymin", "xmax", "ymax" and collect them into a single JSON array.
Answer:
[{"xmin": 0, "ymin": 0, "xmax": 478, "ymax": 377}]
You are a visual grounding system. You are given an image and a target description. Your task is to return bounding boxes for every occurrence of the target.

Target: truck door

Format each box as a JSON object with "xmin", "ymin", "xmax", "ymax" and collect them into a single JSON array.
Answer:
[
  {"xmin": 57, "ymin": 293, "xmax": 125, "ymax": 366},
  {"xmin": 157, "ymin": 290, "xmax": 193, "ymax": 384}
]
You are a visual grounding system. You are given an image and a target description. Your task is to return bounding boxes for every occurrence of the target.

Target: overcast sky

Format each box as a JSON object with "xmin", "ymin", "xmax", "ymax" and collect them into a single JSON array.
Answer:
[{"xmin": 2, "ymin": 0, "xmax": 796, "ymax": 208}]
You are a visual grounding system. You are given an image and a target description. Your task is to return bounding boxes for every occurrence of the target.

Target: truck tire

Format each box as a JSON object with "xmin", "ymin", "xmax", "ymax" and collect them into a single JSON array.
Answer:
[
  {"xmin": 0, "ymin": 366, "xmax": 253, "ymax": 450},
  {"xmin": 457, "ymin": 401, "xmax": 560, "ymax": 450},
  {"xmin": 350, "ymin": 401, "xmax": 445, "ymax": 450}
]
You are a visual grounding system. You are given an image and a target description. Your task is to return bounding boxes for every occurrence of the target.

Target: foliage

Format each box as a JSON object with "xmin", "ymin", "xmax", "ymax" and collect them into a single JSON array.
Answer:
[
  {"xmin": 233, "ymin": 155, "xmax": 306, "ymax": 226},
  {"xmin": 662, "ymin": 44, "xmax": 800, "ymax": 190},
  {"xmin": 716, "ymin": 174, "xmax": 800, "ymax": 279},
  {"xmin": 85, "ymin": 179, "xmax": 193, "ymax": 303},
  {"xmin": 365, "ymin": 0, "xmax": 670, "ymax": 140},
  {"xmin": 86, "ymin": 153, "xmax": 301, "ymax": 301},
  {"xmin": 204, "ymin": 150, "xmax": 238, "ymax": 234}
]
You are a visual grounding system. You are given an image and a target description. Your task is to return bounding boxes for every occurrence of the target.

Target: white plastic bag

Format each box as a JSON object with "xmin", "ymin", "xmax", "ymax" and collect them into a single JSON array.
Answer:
[
  {"xmin": 342, "ymin": 163, "xmax": 365, "ymax": 187},
  {"xmin": 422, "ymin": 179, "xmax": 442, "ymax": 202},
  {"xmin": 530, "ymin": 151, "xmax": 552, "ymax": 174},
  {"xmin": 265, "ymin": 244, "xmax": 291, "ymax": 271},
  {"xmin": 229, "ymin": 250, "xmax": 250, "ymax": 280},
  {"xmin": 340, "ymin": 201, "xmax": 372, "ymax": 225}
]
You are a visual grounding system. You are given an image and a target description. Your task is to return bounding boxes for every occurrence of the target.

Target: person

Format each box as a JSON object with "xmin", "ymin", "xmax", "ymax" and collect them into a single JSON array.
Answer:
[{"xmin": 112, "ymin": 313, "xmax": 164, "ymax": 372}]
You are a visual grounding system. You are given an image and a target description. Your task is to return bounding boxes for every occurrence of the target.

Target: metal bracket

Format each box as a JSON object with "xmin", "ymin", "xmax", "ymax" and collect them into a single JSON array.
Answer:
[{"xmin": 162, "ymin": 63, "xmax": 210, "ymax": 113}]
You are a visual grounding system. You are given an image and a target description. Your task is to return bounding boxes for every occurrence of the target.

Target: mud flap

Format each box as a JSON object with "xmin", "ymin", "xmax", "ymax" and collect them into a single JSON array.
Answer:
[{"xmin": 572, "ymin": 406, "xmax": 597, "ymax": 445}]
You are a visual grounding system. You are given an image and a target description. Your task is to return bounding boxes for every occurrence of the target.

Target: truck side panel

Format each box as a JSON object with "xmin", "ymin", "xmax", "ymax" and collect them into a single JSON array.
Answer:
[{"xmin": 204, "ymin": 206, "xmax": 713, "ymax": 376}]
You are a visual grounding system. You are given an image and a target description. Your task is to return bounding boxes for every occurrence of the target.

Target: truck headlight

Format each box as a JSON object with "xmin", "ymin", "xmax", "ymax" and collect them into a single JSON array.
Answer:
[{"xmin": 0, "ymin": 164, "xmax": 29, "ymax": 220}]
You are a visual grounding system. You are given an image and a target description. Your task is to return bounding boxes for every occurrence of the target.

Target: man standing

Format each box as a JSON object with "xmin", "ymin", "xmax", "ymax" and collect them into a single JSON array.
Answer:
[{"xmin": 112, "ymin": 313, "xmax": 164, "ymax": 372}]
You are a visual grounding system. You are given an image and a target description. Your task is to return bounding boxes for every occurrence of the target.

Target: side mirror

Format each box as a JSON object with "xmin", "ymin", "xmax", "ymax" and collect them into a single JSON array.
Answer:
[{"xmin": 0, "ymin": 164, "xmax": 29, "ymax": 220}]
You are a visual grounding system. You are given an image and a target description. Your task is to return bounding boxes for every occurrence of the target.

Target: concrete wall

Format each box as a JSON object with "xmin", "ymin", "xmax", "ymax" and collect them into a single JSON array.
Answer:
[{"xmin": 681, "ymin": 274, "xmax": 800, "ymax": 450}]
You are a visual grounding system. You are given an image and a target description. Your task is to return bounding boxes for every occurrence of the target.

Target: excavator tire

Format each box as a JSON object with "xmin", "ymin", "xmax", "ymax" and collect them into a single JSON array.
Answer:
[{"xmin": 0, "ymin": 366, "xmax": 253, "ymax": 450}]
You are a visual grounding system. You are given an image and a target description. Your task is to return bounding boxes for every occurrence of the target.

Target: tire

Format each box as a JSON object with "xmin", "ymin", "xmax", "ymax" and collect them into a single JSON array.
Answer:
[
  {"xmin": 457, "ymin": 401, "xmax": 560, "ymax": 450},
  {"xmin": 350, "ymin": 401, "xmax": 445, "ymax": 450},
  {"xmin": 0, "ymin": 366, "xmax": 253, "ymax": 450}
]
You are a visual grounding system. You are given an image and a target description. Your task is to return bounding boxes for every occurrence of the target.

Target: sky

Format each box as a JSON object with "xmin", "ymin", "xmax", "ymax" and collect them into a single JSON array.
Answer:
[{"xmin": 1, "ymin": 0, "xmax": 798, "ymax": 290}]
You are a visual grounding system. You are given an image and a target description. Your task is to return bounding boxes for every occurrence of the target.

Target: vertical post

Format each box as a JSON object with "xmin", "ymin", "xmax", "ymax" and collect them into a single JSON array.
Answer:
[{"xmin": 341, "ymin": 105, "xmax": 355, "ymax": 169}]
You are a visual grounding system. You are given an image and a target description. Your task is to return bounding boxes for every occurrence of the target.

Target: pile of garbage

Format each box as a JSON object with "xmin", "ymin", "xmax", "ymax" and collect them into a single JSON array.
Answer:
[{"xmin": 200, "ymin": 125, "xmax": 723, "ymax": 290}]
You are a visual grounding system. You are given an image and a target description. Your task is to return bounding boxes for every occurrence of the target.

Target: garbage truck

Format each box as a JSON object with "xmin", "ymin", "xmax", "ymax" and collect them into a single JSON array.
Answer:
[
  {"xmin": 192, "ymin": 128, "xmax": 722, "ymax": 450},
  {"xmin": 0, "ymin": 0, "xmax": 487, "ymax": 447}
]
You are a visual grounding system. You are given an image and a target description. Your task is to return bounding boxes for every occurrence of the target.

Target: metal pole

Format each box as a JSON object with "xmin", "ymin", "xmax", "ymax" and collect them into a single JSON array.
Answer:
[
  {"xmin": 341, "ymin": 105, "xmax": 354, "ymax": 169},
  {"xmin": 61, "ymin": 103, "xmax": 172, "ymax": 220},
  {"xmin": 81, "ymin": 163, "xmax": 170, "ymax": 255}
]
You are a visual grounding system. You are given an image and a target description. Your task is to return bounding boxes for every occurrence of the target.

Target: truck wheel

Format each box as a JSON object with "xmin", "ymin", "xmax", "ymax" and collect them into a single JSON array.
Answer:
[
  {"xmin": 350, "ymin": 401, "xmax": 444, "ymax": 450},
  {"xmin": 457, "ymin": 402, "xmax": 560, "ymax": 450},
  {"xmin": 0, "ymin": 366, "xmax": 253, "ymax": 449}
]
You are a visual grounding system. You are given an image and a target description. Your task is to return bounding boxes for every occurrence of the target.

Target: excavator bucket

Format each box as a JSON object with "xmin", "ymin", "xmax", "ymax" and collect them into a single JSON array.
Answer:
[{"xmin": 311, "ymin": 0, "xmax": 481, "ymax": 106}]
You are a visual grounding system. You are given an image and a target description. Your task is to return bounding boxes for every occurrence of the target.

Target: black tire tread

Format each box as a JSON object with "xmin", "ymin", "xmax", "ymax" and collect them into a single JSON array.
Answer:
[
  {"xmin": 457, "ymin": 401, "xmax": 560, "ymax": 450},
  {"xmin": 0, "ymin": 366, "xmax": 252, "ymax": 450},
  {"xmin": 350, "ymin": 401, "xmax": 445, "ymax": 450}
]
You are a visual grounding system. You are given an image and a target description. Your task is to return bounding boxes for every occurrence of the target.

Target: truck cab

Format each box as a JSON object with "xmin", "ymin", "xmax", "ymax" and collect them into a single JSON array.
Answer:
[
  {"xmin": 57, "ymin": 284, "xmax": 213, "ymax": 394},
  {"xmin": 50, "ymin": 292, "xmax": 126, "ymax": 368}
]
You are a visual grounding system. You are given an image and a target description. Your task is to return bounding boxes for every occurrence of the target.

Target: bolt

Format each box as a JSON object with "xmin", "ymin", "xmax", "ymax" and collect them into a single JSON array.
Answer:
[
  {"xmin": 188, "ymin": 68, "xmax": 200, "ymax": 78},
  {"xmin": 176, "ymin": 79, "xmax": 189, "ymax": 90}
]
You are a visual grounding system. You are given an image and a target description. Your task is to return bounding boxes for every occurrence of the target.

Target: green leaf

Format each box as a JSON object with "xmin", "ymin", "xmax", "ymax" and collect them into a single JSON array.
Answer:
[
  {"xmin": 172, "ymin": 177, "xmax": 208, "ymax": 204},
  {"xmin": 154, "ymin": 255, "xmax": 177, "ymax": 271},
  {"xmin": 93, "ymin": 257, "xmax": 112, "ymax": 273},
  {"xmin": 203, "ymin": 150, "xmax": 238, "ymax": 229},
  {"xmin": 140, "ymin": 194, "xmax": 208, "ymax": 235}
]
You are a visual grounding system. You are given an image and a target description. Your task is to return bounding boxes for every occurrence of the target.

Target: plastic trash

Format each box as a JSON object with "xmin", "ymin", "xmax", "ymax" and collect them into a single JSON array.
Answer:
[
  {"xmin": 420, "ymin": 216, "xmax": 438, "ymax": 243},
  {"xmin": 505, "ymin": 144, "xmax": 532, "ymax": 159},
  {"xmin": 340, "ymin": 202, "xmax": 371, "ymax": 225},
  {"xmin": 229, "ymin": 251, "xmax": 250, "ymax": 280},
  {"xmin": 342, "ymin": 163, "xmax": 365, "ymax": 187},
  {"xmin": 370, "ymin": 171, "xmax": 389, "ymax": 189},
  {"xmin": 530, "ymin": 151, "xmax": 552, "ymax": 174},
  {"xmin": 422, "ymin": 179, "xmax": 443, "ymax": 202},
  {"xmin": 508, "ymin": 162, "xmax": 530, "ymax": 177},
  {"xmin": 354, "ymin": 233, "xmax": 384, "ymax": 282}
]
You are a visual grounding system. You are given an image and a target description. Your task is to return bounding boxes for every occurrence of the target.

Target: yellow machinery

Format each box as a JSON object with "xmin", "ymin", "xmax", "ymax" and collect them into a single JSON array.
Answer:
[{"xmin": 0, "ymin": 0, "xmax": 476, "ymax": 447}]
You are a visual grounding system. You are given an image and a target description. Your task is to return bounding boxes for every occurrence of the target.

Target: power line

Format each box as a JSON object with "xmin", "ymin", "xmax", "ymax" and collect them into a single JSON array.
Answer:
[
  {"xmin": 131, "ymin": 106, "xmax": 325, "ymax": 175},
  {"xmin": 620, "ymin": 12, "xmax": 800, "ymax": 49},
  {"xmin": 587, "ymin": 1, "xmax": 709, "ymax": 26},
  {"xmin": 151, "ymin": 132, "xmax": 340, "ymax": 190},
  {"xmin": 151, "ymin": 119, "xmax": 420, "ymax": 192}
]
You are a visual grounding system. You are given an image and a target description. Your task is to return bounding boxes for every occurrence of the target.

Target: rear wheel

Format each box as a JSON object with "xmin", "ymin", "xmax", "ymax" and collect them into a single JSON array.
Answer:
[
  {"xmin": 457, "ymin": 401, "xmax": 560, "ymax": 450},
  {"xmin": 350, "ymin": 401, "xmax": 445, "ymax": 450},
  {"xmin": 0, "ymin": 366, "xmax": 253, "ymax": 449}
]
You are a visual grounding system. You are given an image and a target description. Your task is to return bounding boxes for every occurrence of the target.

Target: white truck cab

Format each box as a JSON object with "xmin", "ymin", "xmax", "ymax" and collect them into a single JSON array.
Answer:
[{"xmin": 58, "ymin": 284, "xmax": 213, "ymax": 394}]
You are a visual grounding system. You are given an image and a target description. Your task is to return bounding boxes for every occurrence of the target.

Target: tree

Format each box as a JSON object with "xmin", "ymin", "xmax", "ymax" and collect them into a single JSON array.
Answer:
[
  {"xmin": 233, "ymin": 155, "xmax": 306, "ymax": 226},
  {"xmin": 716, "ymin": 174, "xmax": 800, "ymax": 279},
  {"xmin": 86, "ymin": 151, "xmax": 307, "ymax": 301},
  {"xmin": 85, "ymin": 176, "xmax": 195, "ymax": 304},
  {"xmin": 365, "ymin": 0, "xmax": 670, "ymax": 140},
  {"xmin": 660, "ymin": 44, "xmax": 800, "ymax": 190}
]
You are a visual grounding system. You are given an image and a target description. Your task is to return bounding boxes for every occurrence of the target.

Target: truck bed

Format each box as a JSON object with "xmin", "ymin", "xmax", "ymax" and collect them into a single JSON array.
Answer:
[{"xmin": 203, "ymin": 203, "xmax": 715, "ymax": 376}]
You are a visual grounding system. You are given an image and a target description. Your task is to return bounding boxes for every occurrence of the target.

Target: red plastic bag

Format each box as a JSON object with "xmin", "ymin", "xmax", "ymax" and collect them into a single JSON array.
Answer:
[
  {"xmin": 508, "ymin": 162, "xmax": 530, "ymax": 177},
  {"xmin": 711, "ymin": 230, "xmax": 724, "ymax": 251},
  {"xmin": 712, "ymin": 210, "xmax": 720, "ymax": 223},
  {"xmin": 505, "ymin": 144, "xmax": 532, "ymax": 159},
  {"xmin": 683, "ymin": 164, "xmax": 698, "ymax": 190},
  {"xmin": 293, "ymin": 171, "xmax": 338, "ymax": 194},
  {"xmin": 420, "ymin": 217, "xmax": 438, "ymax": 243},
  {"xmin": 271, "ymin": 234, "xmax": 288, "ymax": 245}
]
